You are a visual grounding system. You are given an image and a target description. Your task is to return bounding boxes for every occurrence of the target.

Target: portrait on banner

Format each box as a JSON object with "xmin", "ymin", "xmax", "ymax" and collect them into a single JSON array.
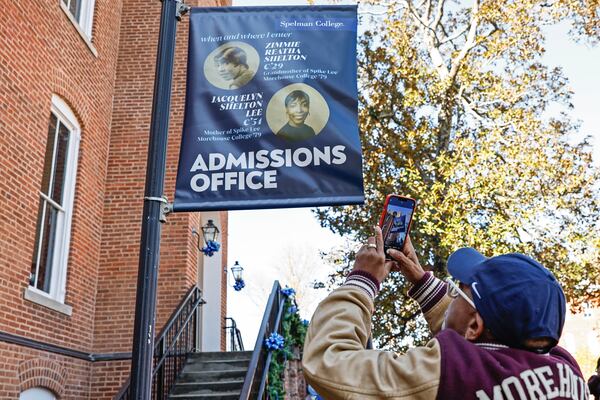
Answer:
[
  {"xmin": 203, "ymin": 41, "xmax": 260, "ymax": 90},
  {"xmin": 266, "ymin": 83, "xmax": 330, "ymax": 142}
]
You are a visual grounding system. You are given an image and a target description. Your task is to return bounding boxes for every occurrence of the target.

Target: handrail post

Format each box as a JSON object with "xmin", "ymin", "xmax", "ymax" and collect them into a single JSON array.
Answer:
[
  {"xmin": 236, "ymin": 328, "xmax": 244, "ymax": 351},
  {"xmin": 231, "ymin": 320, "xmax": 236, "ymax": 351},
  {"xmin": 194, "ymin": 294, "xmax": 200, "ymax": 351},
  {"xmin": 156, "ymin": 338, "xmax": 165, "ymax": 400}
]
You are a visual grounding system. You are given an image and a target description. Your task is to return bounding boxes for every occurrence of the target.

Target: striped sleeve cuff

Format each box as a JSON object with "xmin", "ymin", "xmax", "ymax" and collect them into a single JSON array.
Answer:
[
  {"xmin": 407, "ymin": 272, "xmax": 447, "ymax": 314},
  {"xmin": 343, "ymin": 270, "xmax": 380, "ymax": 300}
]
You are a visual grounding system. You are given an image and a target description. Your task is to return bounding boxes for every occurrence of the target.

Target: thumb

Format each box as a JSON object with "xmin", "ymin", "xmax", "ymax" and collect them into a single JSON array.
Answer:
[
  {"xmin": 388, "ymin": 249, "xmax": 415, "ymax": 273},
  {"xmin": 386, "ymin": 248, "xmax": 405, "ymax": 262},
  {"xmin": 391, "ymin": 250, "xmax": 412, "ymax": 267}
]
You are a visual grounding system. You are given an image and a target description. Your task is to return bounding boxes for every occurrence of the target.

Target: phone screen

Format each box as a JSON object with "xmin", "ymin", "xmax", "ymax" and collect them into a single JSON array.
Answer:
[{"xmin": 381, "ymin": 196, "xmax": 415, "ymax": 251}]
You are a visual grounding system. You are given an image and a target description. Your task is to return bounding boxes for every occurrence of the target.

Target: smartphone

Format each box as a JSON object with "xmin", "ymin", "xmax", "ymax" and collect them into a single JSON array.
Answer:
[{"xmin": 378, "ymin": 195, "xmax": 416, "ymax": 253}]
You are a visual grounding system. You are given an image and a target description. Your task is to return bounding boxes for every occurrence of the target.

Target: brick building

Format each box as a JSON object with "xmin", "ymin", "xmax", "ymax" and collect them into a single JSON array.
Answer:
[{"xmin": 0, "ymin": 0, "xmax": 230, "ymax": 398}]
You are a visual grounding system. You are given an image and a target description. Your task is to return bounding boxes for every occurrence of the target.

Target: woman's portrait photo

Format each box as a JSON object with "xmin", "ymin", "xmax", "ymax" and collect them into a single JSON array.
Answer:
[
  {"xmin": 203, "ymin": 42, "xmax": 259, "ymax": 90},
  {"xmin": 278, "ymin": 90, "xmax": 315, "ymax": 141},
  {"xmin": 266, "ymin": 83, "xmax": 330, "ymax": 142}
]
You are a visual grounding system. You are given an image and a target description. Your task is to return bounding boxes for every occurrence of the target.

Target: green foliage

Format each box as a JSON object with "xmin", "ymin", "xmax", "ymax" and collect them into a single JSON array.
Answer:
[
  {"xmin": 317, "ymin": 0, "xmax": 600, "ymax": 351},
  {"xmin": 267, "ymin": 354, "xmax": 285, "ymax": 400},
  {"xmin": 266, "ymin": 297, "xmax": 308, "ymax": 399}
]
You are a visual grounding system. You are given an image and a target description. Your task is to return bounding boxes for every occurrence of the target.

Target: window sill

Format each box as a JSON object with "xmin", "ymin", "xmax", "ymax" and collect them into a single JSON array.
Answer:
[
  {"xmin": 59, "ymin": 2, "xmax": 98, "ymax": 57},
  {"xmin": 24, "ymin": 287, "xmax": 73, "ymax": 316}
]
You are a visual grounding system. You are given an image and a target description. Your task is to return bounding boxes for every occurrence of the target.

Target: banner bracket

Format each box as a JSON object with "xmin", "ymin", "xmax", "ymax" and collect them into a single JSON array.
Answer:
[
  {"xmin": 175, "ymin": 0, "xmax": 191, "ymax": 21},
  {"xmin": 144, "ymin": 196, "xmax": 173, "ymax": 223}
]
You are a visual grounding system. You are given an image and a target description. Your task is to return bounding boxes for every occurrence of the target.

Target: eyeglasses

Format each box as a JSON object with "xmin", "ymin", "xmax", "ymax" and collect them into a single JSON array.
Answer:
[{"xmin": 446, "ymin": 278, "xmax": 476, "ymax": 310}]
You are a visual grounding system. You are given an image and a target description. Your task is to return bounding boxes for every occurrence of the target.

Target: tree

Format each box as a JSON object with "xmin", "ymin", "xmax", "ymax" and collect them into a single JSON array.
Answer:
[
  {"xmin": 274, "ymin": 243, "xmax": 331, "ymax": 319},
  {"xmin": 244, "ymin": 243, "xmax": 331, "ymax": 319},
  {"xmin": 316, "ymin": 0, "xmax": 600, "ymax": 351},
  {"xmin": 551, "ymin": 0, "xmax": 600, "ymax": 42}
]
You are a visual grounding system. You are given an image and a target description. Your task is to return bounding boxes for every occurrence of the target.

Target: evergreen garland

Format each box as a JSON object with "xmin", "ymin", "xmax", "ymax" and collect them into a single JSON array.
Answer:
[{"xmin": 265, "ymin": 294, "xmax": 308, "ymax": 399}]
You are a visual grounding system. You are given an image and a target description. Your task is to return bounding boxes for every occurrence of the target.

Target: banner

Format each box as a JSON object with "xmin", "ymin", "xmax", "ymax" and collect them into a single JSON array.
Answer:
[{"xmin": 173, "ymin": 5, "xmax": 364, "ymax": 211}]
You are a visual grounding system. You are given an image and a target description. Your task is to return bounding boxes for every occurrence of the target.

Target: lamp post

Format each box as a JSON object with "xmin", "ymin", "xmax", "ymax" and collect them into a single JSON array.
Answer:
[{"xmin": 129, "ymin": 1, "xmax": 184, "ymax": 398}]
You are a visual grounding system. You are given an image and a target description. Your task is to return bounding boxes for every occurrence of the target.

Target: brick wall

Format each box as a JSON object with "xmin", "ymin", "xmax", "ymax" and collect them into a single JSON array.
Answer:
[
  {"xmin": 0, "ymin": 0, "xmax": 121, "ymax": 351},
  {"xmin": 89, "ymin": 360, "xmax": 131, "ymax": 400},
  {"xmin": 284, "ymin": 347, "xmax": 308, "ymax": 400},
  {"xmin": 0, "ymin": 0, "xmax": 122, "ymax": 397},
  {"xmin": 94, "ymin": 0, "xmax": 230, "ymax": 350},
  {"xmin": 0, "ymin": 342, "xmax": 92, "ymax": 399},
  {"xmin": 93, "ymin": 0, "xmax": 230, "ymax": 396},
  {"xmin": 0, "ymin": 0, "xmax": 230, "ymax": 398}
]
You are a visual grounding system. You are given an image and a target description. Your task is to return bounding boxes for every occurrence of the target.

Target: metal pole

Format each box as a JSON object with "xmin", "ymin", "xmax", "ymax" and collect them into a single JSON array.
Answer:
[{"xmin": 129, "ymin": 0, "xmax": 180, "ymax": 398}]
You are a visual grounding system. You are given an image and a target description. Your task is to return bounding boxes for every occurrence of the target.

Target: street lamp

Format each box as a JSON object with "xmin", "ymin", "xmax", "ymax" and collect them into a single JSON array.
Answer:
[
  {"xmin": 231, "ymin": 261, "xmax": 245, "ymax": 291},
  {"xmin": 201, "ymin": 219, "xmax": 219, "ymax": 244},
  {"xmin": 231, "ymin": 261, "xmax": 244, "ymax": 281},
  {"xmin": 191, "ymin": 219, "xmax": 221, "ymax": 257}
]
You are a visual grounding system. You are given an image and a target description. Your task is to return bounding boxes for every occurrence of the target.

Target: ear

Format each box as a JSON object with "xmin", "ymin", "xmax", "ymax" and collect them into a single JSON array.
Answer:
[{"xmin": 464, "ymin": 312, "xmax": 486, "ymax": 341}]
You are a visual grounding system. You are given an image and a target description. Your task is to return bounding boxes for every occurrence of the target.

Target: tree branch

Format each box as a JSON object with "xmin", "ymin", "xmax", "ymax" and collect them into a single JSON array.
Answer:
[
  {"xmin": 460, "ymin": 95, "xmax": 512, "ymax": 129},
  {"xmin": 431, "ymin": 0, "xmax": 445, "ymax": 29},
  {"xmin": 405, "ymin": 0, "xmax": 431, "ymax": 30},
  {"xmin": 425, "ymin": 0, "xmax": 432, "ymax": 21},
  {"xmin": 439, "ymin": 24, "xmax": 459, "ymax": 51},
  {"xmin": 448, "ymin": 0, "xmax": 480, "ymax": 81},
  {"xmin": 440, "ymin": 25, "xmax": 469, "ymax": 44},
  {"xmin": 406, "ymin": 0, "xmax": 449, "ymax": 78}
]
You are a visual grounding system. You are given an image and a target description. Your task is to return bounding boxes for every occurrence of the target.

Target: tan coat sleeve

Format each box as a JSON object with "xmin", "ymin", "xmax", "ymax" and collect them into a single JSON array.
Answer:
[
  {"xmin": 302, "ymin": 286, "xmax": 441, "ymax": 399},
  {"xmin": 422, "ymin": 295, "xmax": 451, "ymax": 335},
  {"xmin": 407, "ymin": 272, "xmax": 452, "ymax": 335}
]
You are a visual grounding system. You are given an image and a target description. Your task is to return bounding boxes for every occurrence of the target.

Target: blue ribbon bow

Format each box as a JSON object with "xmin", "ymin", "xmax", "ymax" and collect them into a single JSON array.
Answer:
[{"xmin": 201, "ymin": 240, "xmax": 220, "ymax": 257}]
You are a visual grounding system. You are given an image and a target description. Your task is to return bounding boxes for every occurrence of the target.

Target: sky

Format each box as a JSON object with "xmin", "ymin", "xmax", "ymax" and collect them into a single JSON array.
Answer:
[{"xmin": 226, "ymin": 0, "xmax": 600, "ymax": 349}]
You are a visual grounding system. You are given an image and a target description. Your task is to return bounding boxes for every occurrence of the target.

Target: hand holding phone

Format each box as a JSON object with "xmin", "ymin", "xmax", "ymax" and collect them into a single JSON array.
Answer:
[
  {"xmin": 378, "ymin": 195, "xmax": 416, "ymax": 254},
  {"xmin": 387, "ymin": 235, "xmax": 426, "ymax": 285}
]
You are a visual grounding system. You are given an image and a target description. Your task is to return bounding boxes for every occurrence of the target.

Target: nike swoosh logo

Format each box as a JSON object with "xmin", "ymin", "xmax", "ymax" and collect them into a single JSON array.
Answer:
[{"xmin": 471, "ymin": 282, "xmax": 482, "ymax": 299}]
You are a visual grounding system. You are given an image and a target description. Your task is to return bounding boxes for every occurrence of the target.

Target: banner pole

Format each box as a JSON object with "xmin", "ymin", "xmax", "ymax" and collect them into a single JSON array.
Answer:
[{"xmin": 130, "ymin": 0, "xmax": 183, "ymax": 398}]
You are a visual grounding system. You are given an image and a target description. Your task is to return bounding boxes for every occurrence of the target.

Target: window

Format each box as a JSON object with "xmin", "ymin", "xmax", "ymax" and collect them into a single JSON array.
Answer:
[
  {"xmin": 29, "ymin": 95, "xmax": 80, "ymax": 305},
  {"xmin": 19, "ymin": 388, "xmax": 57, "ymax": 400},
  {"xmin": 61, "ymin": 0, "xmax": 96, "ymax": 38}
]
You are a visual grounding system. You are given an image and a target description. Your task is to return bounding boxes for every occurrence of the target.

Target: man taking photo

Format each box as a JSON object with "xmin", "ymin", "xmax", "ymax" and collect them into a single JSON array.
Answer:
[{"xmin": 302, "ymin": 226, "xmax": 590, "ymax": 399}]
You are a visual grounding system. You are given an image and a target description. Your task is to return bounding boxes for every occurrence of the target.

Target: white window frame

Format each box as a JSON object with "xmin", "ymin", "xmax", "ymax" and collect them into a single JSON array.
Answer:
[
  {"xmin": 19, "ymin": 388, "xmax": 57, "ymax": 400},
  {"xmin": 60, "ymin": 0, "xmax": 96, "ymax": 39},
  {"xmin": 28, "ymin": 95, "xmax": 80, "ymax": 309}
]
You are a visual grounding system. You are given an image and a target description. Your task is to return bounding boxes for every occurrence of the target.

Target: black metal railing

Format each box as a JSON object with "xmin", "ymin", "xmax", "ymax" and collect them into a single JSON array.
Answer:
[
  {"xmin": 224, "ymin": 317, "xmax": 244, "ymax": 352},
  {"xmin": 239, "ymin": 281, "xmax": 286, "ymax": 400},
  {"xmin": 115, "ymin": 286, "xmax": 205, "ymax": 400}
]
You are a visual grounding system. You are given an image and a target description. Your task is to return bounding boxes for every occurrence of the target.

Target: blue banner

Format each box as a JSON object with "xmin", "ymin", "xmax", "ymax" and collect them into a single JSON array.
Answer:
[{"xmin": 173, "ymin": 5, "xmax": 364, "ymax": 211}]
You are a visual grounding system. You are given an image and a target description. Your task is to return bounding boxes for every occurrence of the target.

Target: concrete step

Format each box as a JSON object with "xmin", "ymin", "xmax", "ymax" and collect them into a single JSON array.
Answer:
[
  {"xmin": 170, "ymin": 379, "xmax": 244, "ymax": 395},
  {"xmin": 187, "ymin": 351, "xmax": 252, "ymax": 361},
  {"xmin": 167, "ymin": 351, "xmax": 252, "ymax": 400},
  {"xmin": 168, "ymin": 392, "xmax": 240, "ymax": 400},
  {"xmin": 183, "ymin": 360, "xmax": 250, "ymax": 372},
  {"xmin": 178, "ymin": 368, "xmax": 247, "ymax": 383}
]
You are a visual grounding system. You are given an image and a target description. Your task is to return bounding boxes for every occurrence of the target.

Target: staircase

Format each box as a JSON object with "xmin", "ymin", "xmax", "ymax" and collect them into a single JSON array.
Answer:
[
  {"xmin": 114, "ymin": 282, "xmax": 284, "ymax": 400},
  {"xmin": 168, "ymin": 351, "xmax": 253, "ymax": 399}
]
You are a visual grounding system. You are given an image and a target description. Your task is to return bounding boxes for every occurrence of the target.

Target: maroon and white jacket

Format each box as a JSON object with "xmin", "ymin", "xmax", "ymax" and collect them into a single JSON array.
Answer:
[{"xmin": 302, "ymin": 271, "xmax": 589, "ymax": 399}]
